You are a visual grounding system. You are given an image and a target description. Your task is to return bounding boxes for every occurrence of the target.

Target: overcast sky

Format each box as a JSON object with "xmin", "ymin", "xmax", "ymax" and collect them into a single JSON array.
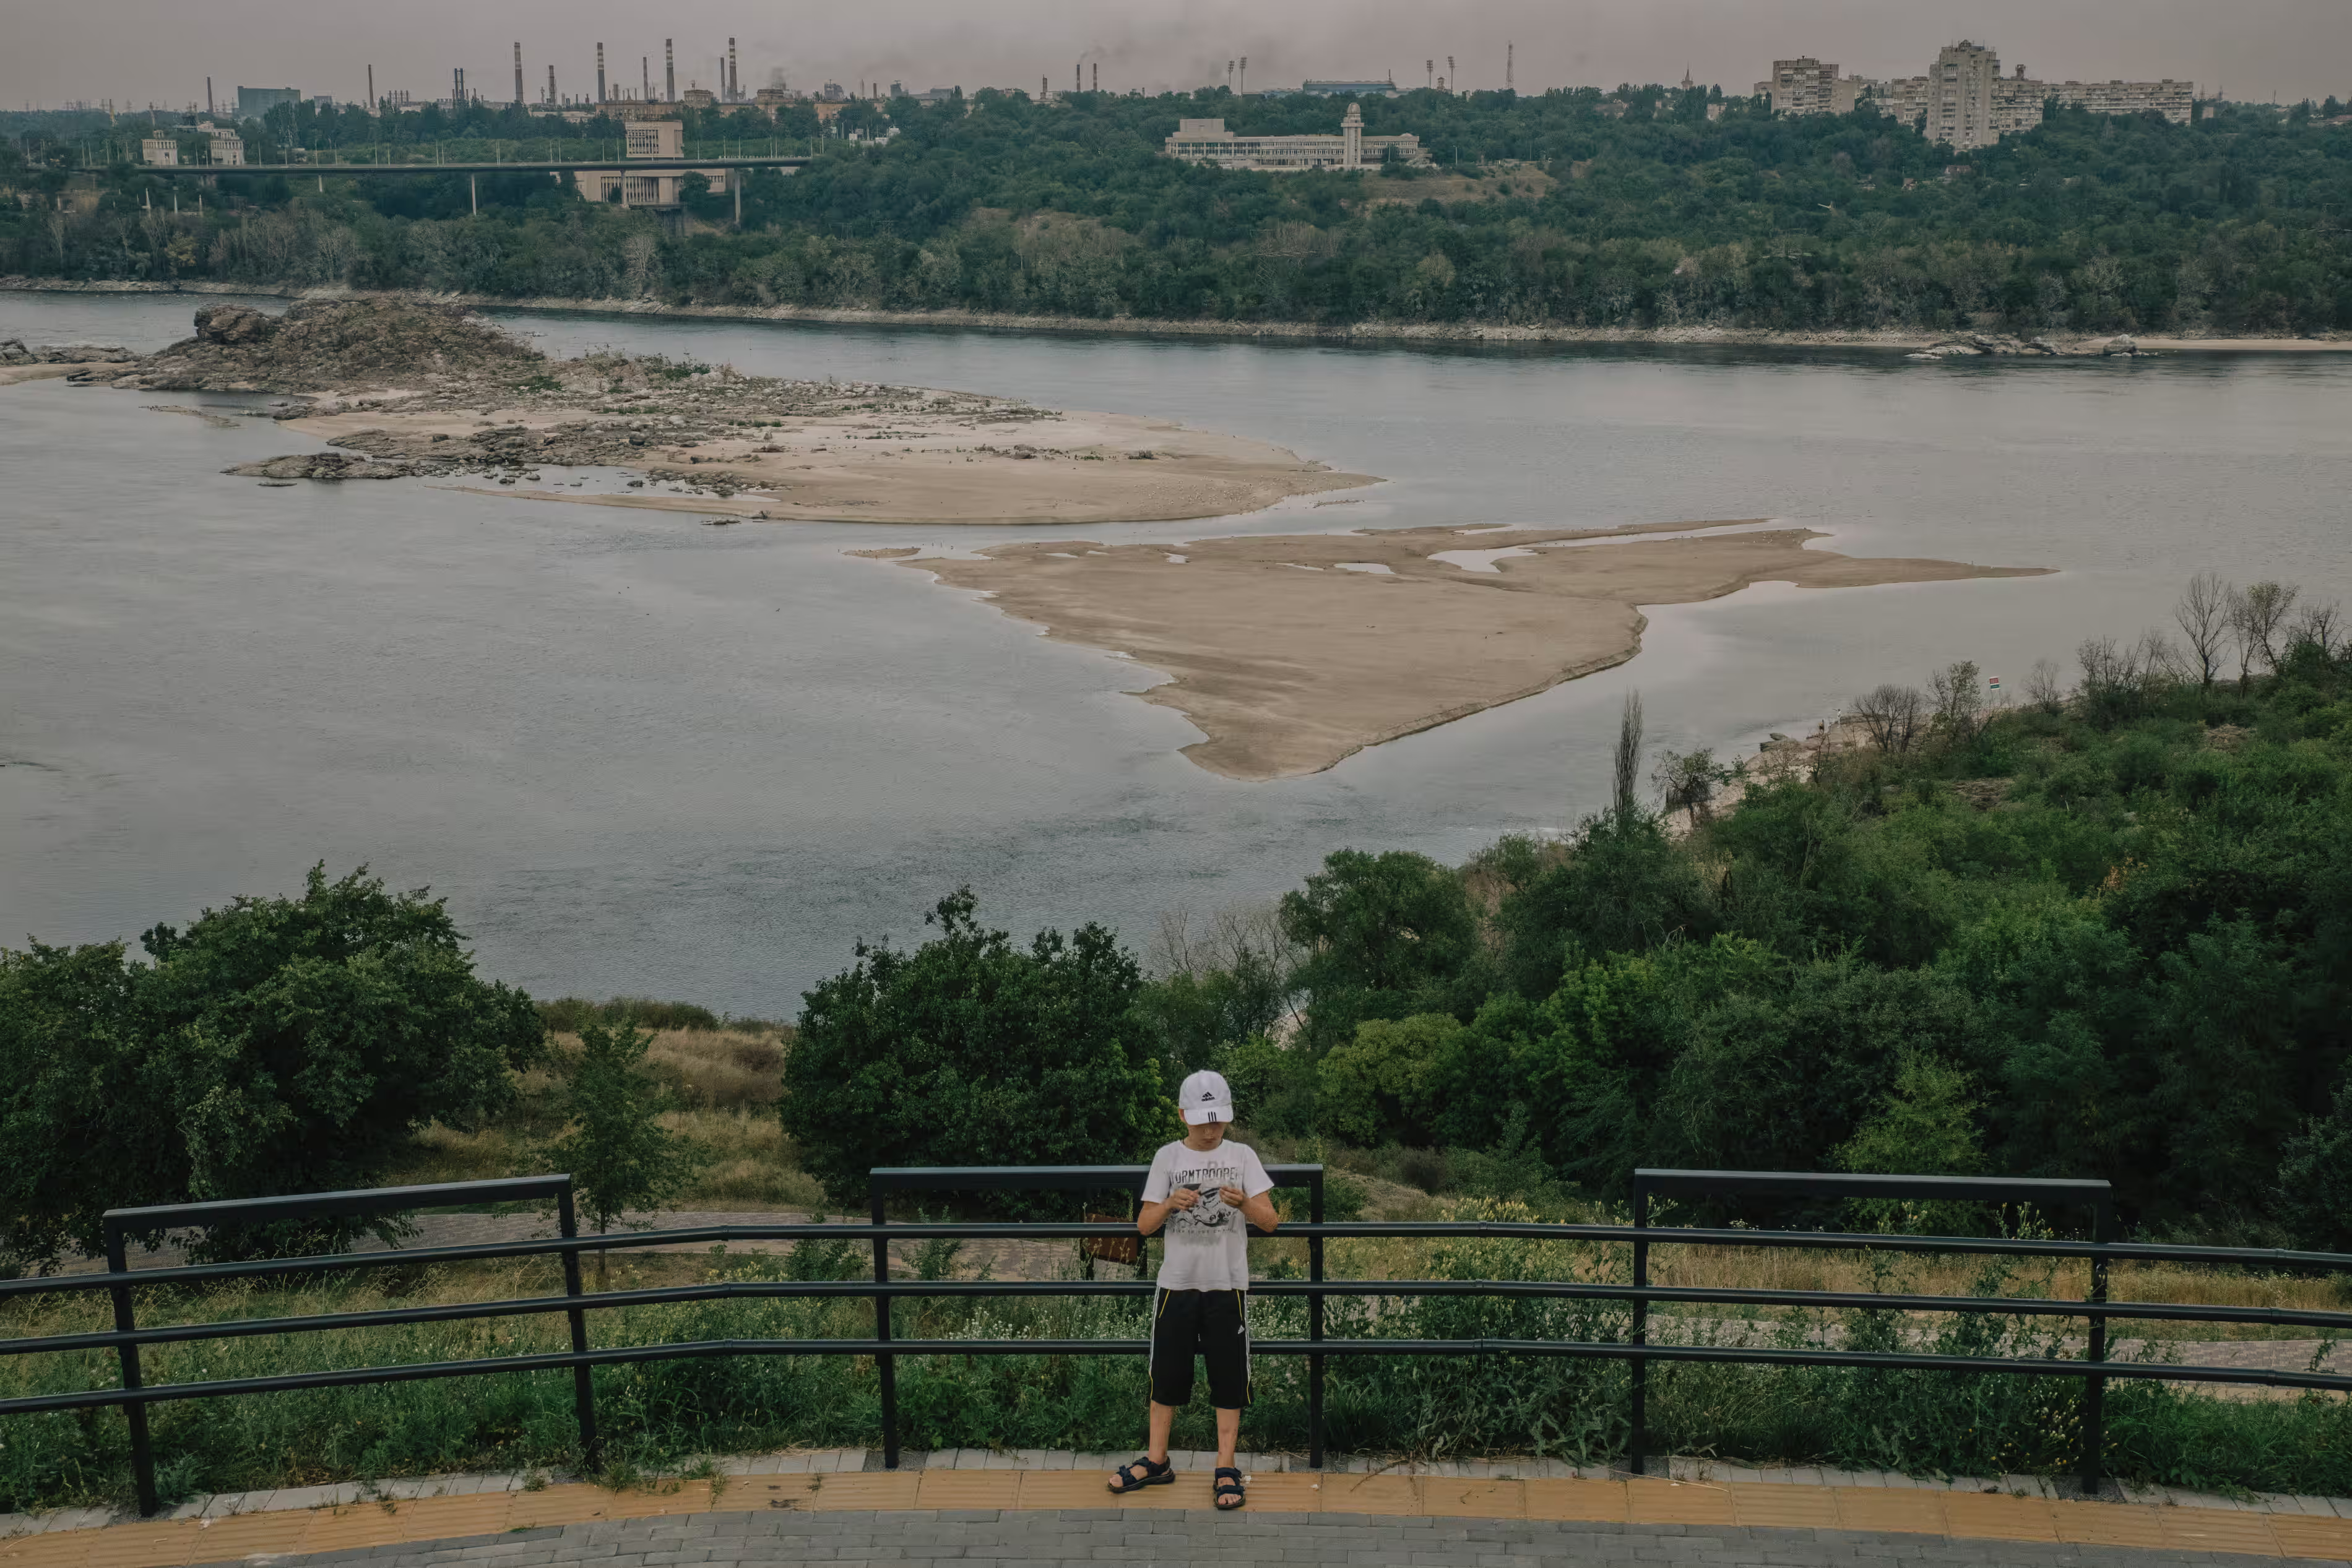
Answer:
[{"xmin": 12, "ymin": 0, "xmax": 2348, "ymax": 112}]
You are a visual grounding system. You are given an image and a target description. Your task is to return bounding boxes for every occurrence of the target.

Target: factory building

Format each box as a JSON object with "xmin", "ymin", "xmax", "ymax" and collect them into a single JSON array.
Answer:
[
  {"xmin": 1162, "ymin": 103, "xmax": 1430, "ymax": 171},
  {"xmin": 234, "ymin": 85, "xmax": 302, "ymax": 121},
  {"xmin": 1762, "ymin": 41, "xmax": 2194, "ymax": 150}
]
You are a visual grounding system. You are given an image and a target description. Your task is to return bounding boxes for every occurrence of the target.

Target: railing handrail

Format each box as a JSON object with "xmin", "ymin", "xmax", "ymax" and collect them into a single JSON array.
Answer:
[
  {"xmin": 25, "ymin": 1219, "xmax": 2347, "ymax": 1302},
  {"xmin": 9, "ymin": 1167, "xmax": 2347, "ymax": 1518}
]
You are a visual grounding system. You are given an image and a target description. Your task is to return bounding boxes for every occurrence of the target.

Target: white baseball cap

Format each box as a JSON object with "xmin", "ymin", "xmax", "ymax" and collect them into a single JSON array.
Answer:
[{"xmin": 1178, "ymin": 1069, "xmax": 1234, "ymax": 1125}]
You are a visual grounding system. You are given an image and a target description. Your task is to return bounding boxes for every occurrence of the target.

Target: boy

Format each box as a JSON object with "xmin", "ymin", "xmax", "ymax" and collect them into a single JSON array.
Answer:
[{"xmin": 1106, "ymin": 1068, "xmax": 1279, "ymax": 1511}]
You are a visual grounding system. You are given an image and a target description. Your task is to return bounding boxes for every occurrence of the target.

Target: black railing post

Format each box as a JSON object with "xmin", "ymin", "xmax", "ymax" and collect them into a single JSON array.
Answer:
[
  {"xmin": 1628, "ymin": 1176, "xmax": 1649, "ymax": 1477},
  {"xmin": 556, "ymin": 1183, "xmax": 600, "ymax": 1470},
  {"xmin": 1308, "ymin": 1168, "xmax": 1325, "ymax": 1471},
  {"xmin": 104, "ymin": 1221, "xmax": 157, "ymax": 1517},
  {"xmin": 872, "ymin": 1188, "xmax": 897, "ymax": 1469},
  {"xmin": 2082, "ymin": 1195, "xmax": 2111, "ymax": 1497}
]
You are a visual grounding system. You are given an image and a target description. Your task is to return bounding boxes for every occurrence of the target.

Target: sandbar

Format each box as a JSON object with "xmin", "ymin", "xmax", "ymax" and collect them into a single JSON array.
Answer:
[
  {"xmin": 290, "ymin": 400, "xmax": 1372, "ymax": 525},
  {"xmin": 894, "ymin": 521, "xmax": 2052, "ymax": 780}
]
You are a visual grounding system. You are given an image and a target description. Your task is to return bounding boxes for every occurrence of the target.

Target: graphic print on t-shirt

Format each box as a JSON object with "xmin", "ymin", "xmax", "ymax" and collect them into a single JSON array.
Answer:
[{"xmin": 1165, "ymin": 1161, "xmax": 1242, "ymax": 1246}]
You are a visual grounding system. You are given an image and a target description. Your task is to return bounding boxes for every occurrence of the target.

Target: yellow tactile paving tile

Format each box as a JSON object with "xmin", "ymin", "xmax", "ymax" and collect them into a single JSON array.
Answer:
[
  {"xmin": 720, "ymin": 1477, "xmax": 822, "ymax": 1514},
  {"xmin": 798, "ymin": 1473, "xmax": 921, "ymax": 1511},
  {"xmin": 912, "ymin": 1472, "xmax": 1014, "ymax": 1509},
  {"xmin": 1728, "ymin": 1482, "xmax": 1840, "ymax": 1529},
  {"xmin": 1237, "ymin": 1474, "xmax": 1326, "ymax": 1513},
  {"xmin": 279, "ymin": 1505, "xmax": 422, "ymax": 1554},
  {"xmin": 600, "ymin": 1481, "xmax": 716, "ymax": 1520},
  {"xmin": 1522, "ymin": 1479, "xmax": 1629, "ymax": 1522},
  {"xmin": 2054, "ymin": 1498, "xmax": 2168, "ymax": 1548},
  {"xmin": 1942, "ymin": 1492, "xmax": 2060, "ymax": 1542},
  {"xmin": 1625, "ymin": 1477, "xmax": 1737, "ymax": 1525},
  {"xmin": 2158, "ymin": 1508, "xmax": 2285, "ymax": 1556},
  {"xmin": 1828, "ymin": 1488, "xmax": 1947, "ymax": 1534},
  {"xmin": 1320, "ymin": 1474, "xmax": 1424, "ymax": 1515},
  {"xmin": 1412, "ymin": 1478, "xmax": 1524, "ymax": 1518},
  {"xmin": 1014, "ymin": 1471, "xmax": 1130, "ymax": 1509},
  {"xmin": 506, "ymin": 1483, "xmax": 608, "ymax": 1528},
  {"xmin": 175, "ymin": 1510, "xmax": 313, "ymax": 1560},
  {"xmin": 2270, "ymin": 1514, "xmax": 2352, "ymax": 1560}
]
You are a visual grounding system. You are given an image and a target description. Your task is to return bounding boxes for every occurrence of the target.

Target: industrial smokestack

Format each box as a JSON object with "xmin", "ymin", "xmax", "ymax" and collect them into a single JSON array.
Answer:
[
  {"xmin": 207, "ymin": 76, "xmax": 214, "ymax": 114},
  {"xmin": 1092, "ymin": 63, "xmax": 1098, "ymax": 92},
  {"xmin": 1447, "ymin": 55, "xmax": 1455, "ymax": 94},
  {"xmin": 729, "ymin": 38, "xmax": 738, "ymax": 100},
  {"xmin": 664, "ymin": 39, "xmax": 674, "ymax": 103},
  {"xmin": 597, "ymin": 43, "xmax": 606, "ymax": 104},
  {"xmin": 547, "ymin": 64, "xmax": 556, "ymax": 104},
  {"xmin": 1506, "ymin": 41, "xmax": 1513, "ymax": 92},
  {"xmin": 514, "ymin": 41, "xmax": 524, "ymax": 107},
  {"xmin": 367, "ymin": 64, "xmax": 374, "ymax": 113},
  {"xmin": 642, "ymin": 57, "xmax": 650, "ymax": 101}
]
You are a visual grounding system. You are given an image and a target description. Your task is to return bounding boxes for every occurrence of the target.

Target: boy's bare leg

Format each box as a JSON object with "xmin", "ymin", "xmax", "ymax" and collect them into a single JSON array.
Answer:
[
  {"xmin": 1147, "ymin": 1400, "xmax": 1177, "ymax": 1462},
  {"xmin": 1215, "ymin": 1406, "xmax": 1240, "ymax": 1468}
]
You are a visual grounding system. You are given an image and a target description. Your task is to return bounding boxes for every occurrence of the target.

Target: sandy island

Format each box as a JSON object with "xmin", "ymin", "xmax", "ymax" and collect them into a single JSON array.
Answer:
[
  {"xmin": 289, "ymin": 399, "xmax": 1370, "ymax": 525},
  {"xmin": 893, "ymin": 521, "xmax": 2053, "ymax": 780},
  {"xmin": 12, "ymin": 299, "xmax": 1375, "ymax": 525}
]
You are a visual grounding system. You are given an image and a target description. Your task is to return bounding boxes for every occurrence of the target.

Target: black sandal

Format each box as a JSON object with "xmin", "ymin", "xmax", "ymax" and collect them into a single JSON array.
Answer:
[
  {"xmin": 1213, "ymin": 1466, "xmax": 1246, "ymax": 1509},
  {"xmin": 1108, "ymin": 1455, "xmax": 1174, "ymax": 1494}
]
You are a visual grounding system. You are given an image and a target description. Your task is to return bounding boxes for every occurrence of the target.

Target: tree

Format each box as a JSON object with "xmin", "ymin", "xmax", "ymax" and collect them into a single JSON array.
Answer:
[
  {"xmin": 542, "ymin": 1015, "xmax": 710, "ymax": 1241},
  {"xmin": 1611, "ymin": 691, "xmax": 1646, "ymax": 821},
  {"xmin": 2176, "ymin": 572, "xmax": 2233, "ymax": 689},
  {"xmin": 1279, "ymin": 850, "xmax": 1479, "ymax": 1045},
  {"xmin": 782, "ymin": 890, "xmax": 1164, "ymax": 1204},
  {"xmin": 2276, "ymin": 1072, "xmax": 2352, "ymax": 1254},
  {"xmin": 1318, "ymin": 1013, "xmax": 1465, "ymax": 1145},
  {"xmin": 2230, "ymin": 580, "xmax": 2300, "ymax": 685},
  {"xmin": 0, "ymin": 865, "xmax": 542, "ymax": 1270},
  {"xmin": 1653, "ymin": 747, "xmax": 1736, "ymax": 826},
  {"xmin": 1852, "ymin": 683, "xmax": 1926, "ymax": 754},
  {"xmin": 1929, "ymin": 660, "xmax": 1986, "ymax": 746}
]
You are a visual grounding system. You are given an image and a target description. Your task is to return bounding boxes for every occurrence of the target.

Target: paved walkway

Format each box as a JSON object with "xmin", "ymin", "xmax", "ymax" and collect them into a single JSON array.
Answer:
[{"xmin": 6, "ymin": 1458, "xmax": 2352, "ymax": 1567}]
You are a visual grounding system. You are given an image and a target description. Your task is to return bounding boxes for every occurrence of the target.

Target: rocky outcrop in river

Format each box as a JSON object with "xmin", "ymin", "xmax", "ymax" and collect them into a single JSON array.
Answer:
[{"xmin": 102, "ymin": 299, "xmax": 543, "ymax": 393}]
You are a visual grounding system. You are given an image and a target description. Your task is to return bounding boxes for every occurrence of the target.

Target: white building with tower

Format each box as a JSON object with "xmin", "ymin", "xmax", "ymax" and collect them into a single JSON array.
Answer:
[{"xmin": 1162, "ymin": 103, "xmax": 1430, "ymax": 171}]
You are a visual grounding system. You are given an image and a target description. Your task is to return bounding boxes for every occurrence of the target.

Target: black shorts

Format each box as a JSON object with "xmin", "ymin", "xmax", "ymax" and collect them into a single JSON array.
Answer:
[{"xmin": 1149, "ymin": 1287, "xmax": 1251, "ymax": 1410}]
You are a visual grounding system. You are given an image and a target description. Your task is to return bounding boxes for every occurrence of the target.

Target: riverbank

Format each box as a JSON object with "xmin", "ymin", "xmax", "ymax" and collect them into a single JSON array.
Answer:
[
  {"xmin": 889, "ymin": 521, "xmax": 2053, "ymax": 781},
  {"xmin": 7, "ymin": 277, "xmax": 2346, "ymax": 353}
]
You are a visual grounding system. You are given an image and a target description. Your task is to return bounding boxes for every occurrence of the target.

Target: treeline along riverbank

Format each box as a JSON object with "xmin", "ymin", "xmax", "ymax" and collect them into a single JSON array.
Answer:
[{"xmin": 4, "ymin": 86, "xmax": 2348, "ymax": 335}]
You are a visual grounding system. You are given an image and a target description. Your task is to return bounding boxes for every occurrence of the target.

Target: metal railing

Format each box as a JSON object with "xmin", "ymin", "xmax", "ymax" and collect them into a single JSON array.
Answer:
[{"xmin": 4, "ymin": 1166, "xmax": 2350, "ymax": 1517}]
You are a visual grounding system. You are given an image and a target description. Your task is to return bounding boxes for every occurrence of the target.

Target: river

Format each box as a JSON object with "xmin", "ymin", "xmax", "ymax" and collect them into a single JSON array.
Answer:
[{"xmin": 4, "ymin": 292, "xmax": 2348, "ymax": 1014}]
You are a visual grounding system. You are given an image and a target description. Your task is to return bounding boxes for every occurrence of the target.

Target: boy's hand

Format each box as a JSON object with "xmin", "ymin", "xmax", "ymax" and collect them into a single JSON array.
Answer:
[
  {"xmin": 1218, "ymin": 1185, "xmax": 1248, "ymax": 1207},
  {"xmin": 1167, "ymin": 1186, "xmax": 1200, "ymax": 1210}
]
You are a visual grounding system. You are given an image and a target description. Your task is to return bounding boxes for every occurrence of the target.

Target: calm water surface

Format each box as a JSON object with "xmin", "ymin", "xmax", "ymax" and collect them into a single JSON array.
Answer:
[{"xmin": 4, "ymin": 293, "xmax": 2348, "ymax": 1011}]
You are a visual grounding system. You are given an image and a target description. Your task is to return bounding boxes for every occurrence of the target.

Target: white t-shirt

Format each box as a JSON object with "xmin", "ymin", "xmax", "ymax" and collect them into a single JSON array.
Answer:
[{"xmin": 1143, "ymin": 1138, "xmax": 1274, "ymax": 1293}]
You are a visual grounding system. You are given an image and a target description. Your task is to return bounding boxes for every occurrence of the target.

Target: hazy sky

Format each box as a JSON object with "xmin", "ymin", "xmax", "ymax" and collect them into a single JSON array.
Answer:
[{"xmin": 11, "ymin": 0, "xmax": 2348, "ymax": 111}]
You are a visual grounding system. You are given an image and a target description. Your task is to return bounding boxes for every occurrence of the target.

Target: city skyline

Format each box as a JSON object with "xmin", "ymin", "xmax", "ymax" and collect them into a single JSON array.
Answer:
[{"xmin": 7, "ymin": 0, "xmax": 2348, "ymax": 113}]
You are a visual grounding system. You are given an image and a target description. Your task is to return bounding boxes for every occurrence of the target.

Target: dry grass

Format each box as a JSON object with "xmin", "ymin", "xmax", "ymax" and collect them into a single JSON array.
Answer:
[{"xmin": 391, "ymin": 1026, "xmax": 814, "ymax": 1209}]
